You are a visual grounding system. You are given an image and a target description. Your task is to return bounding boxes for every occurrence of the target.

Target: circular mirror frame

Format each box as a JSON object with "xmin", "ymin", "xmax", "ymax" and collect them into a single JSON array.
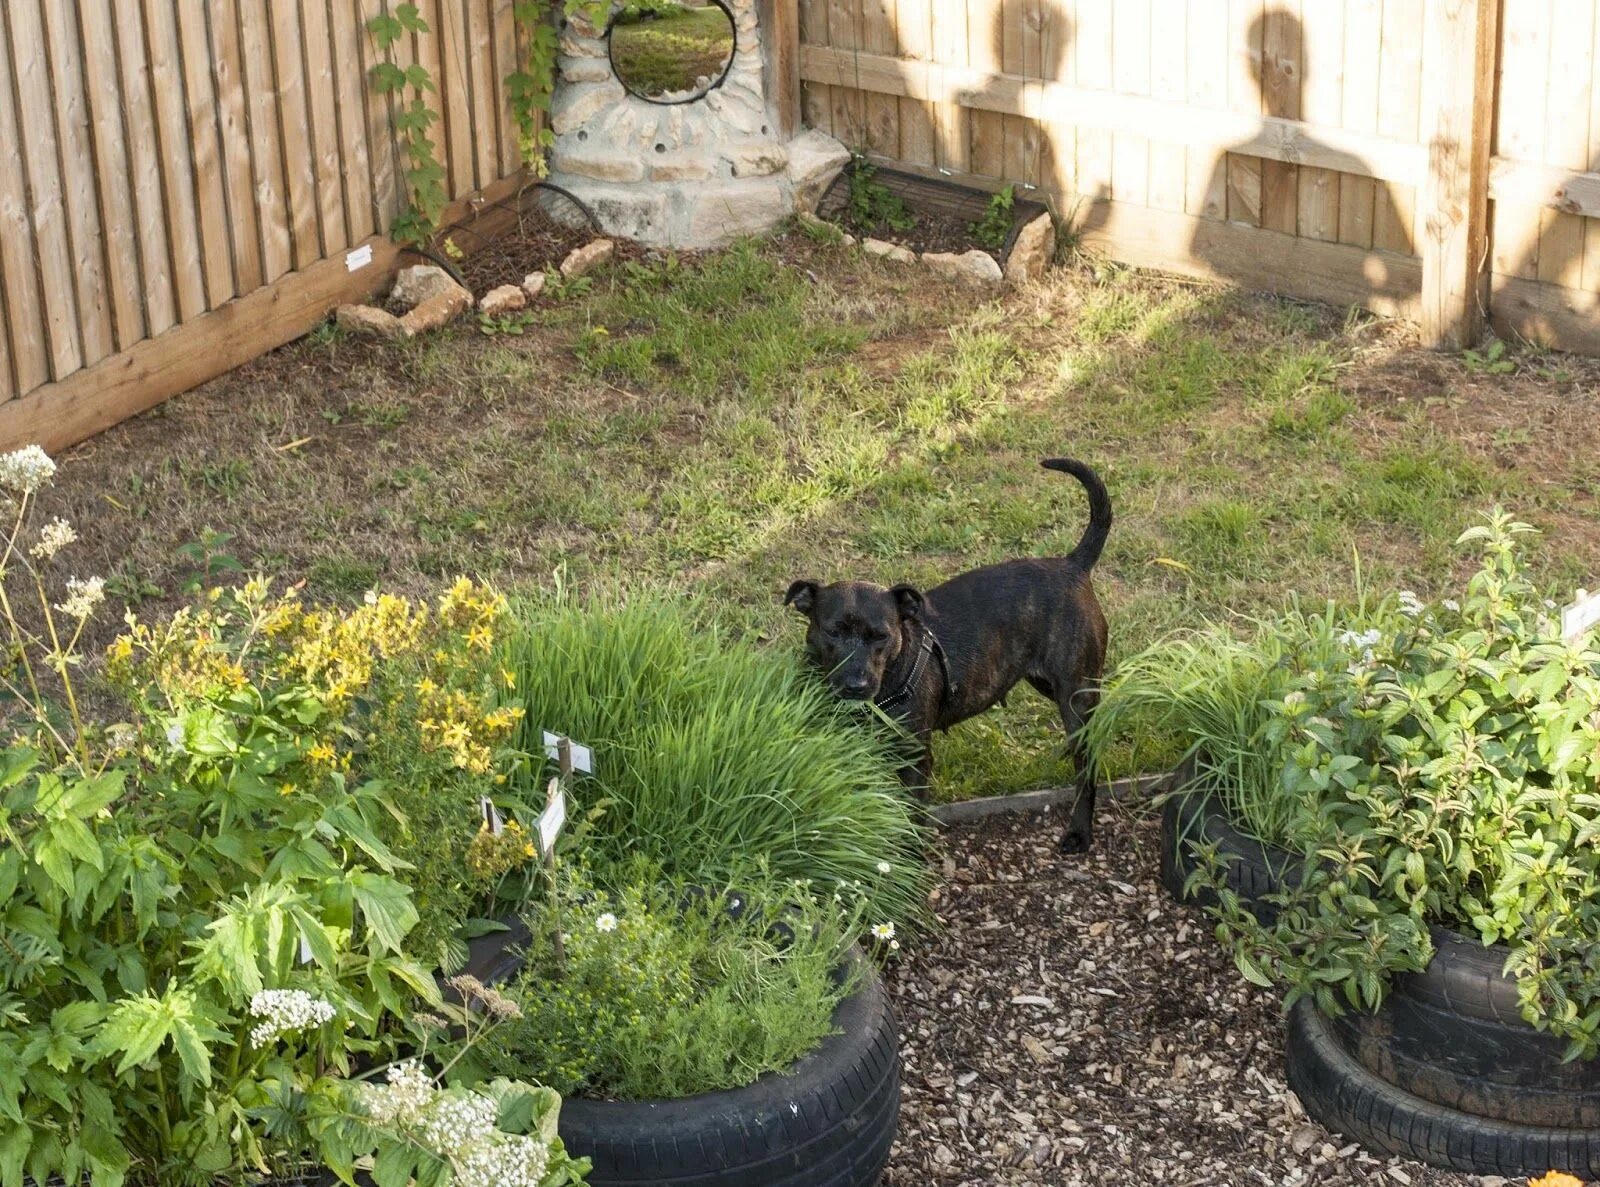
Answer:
[{"xmin": 604, "ymin": 0, "xmax": 739, "ymax": 106}]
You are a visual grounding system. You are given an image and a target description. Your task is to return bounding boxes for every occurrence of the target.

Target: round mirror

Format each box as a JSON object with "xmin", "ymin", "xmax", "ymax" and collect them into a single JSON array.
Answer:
[{"xmin": 608, "ymin": 1, "xmax": 736, "ymax": 104}]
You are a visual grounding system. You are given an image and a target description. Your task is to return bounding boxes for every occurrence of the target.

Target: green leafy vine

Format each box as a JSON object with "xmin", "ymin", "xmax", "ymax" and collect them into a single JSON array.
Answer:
[
  {"xmin": 506, "ymin": 1, "xmax": 612, "ymax": 176},
  {"xmin": 366, "ymin": 4, "xmax": 447, "ymax": 246}
]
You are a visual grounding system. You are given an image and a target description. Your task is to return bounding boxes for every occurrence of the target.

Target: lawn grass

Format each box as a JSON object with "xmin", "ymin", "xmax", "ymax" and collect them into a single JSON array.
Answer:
[
  {"xmin": 610, "ymin": 5, "xmax": 734, "ymax": 97},
  {"xmin": 53, "ymin": 233, "xmax": 1600, "ymax": 801}
]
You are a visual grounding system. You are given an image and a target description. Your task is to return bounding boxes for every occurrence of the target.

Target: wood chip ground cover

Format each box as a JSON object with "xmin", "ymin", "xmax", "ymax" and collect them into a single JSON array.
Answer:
[{"xmin": 885, "ymin": 808, "xmax": 1513, "ymax": 1187}]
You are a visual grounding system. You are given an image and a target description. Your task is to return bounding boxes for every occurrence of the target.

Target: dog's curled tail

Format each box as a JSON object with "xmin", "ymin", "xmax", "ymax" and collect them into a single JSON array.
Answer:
[{"xmin": 1041, "ymin": 458, "xmax": 1112, "ymax": 569}]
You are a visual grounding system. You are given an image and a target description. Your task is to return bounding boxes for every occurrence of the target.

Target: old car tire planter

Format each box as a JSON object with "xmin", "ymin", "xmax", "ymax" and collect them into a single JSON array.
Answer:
[
  {"xmin": 1165, "ymin": 783, "xmax": 1600, "ymax": 1175},
  {"xmin": 1158, "ymin": 784, "xmax": 1295, "ymax": 923},
  {"xmin": 1288, "ymin": 1001, "xmax": 1600, "ymax": 1176},
  {"xmin": 557, "ymin": 951, "xmax": 899, "ymax": 1187}
]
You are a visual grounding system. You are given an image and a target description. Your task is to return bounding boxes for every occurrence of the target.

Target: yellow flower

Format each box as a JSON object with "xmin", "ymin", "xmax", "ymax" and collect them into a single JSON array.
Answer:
[
  {"xmin": 1530, "ymin": 1174, "xmax": 1583, "ymax": 1187},
  {"xmin": 500, "ymin": 668, "xmax": 516, "ymax": 690},
  {"xmin": 307, "ymin": 742, "xmax": 337, "ymax": 766},
  {"xmin": 280, "ymin": 782, "xmax": 296, "ymax": 797}
]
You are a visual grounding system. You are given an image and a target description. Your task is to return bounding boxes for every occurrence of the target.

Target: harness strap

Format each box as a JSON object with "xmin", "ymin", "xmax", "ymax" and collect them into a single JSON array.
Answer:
[{"xmin": 876, "ymin": 621, "xmax": 955, "ymax": 713}]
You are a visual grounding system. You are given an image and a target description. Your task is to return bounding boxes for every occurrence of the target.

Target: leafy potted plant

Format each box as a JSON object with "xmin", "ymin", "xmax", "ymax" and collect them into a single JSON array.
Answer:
[
  {"xmin": 0, "ymin": 447, "xmax": 587, "ymax": 1187},
  {"xmin": 1092, "ymin": 511, "xmax": 1600, "ymax": 1178}
]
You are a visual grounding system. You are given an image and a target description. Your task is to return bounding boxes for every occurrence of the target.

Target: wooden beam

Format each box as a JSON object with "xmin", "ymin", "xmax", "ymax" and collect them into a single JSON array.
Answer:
[
  {"xmin": 798, "ymin": 45, "xmax": 1430, "ymax": 185},
  {"xmin": 1070, "ymin": 197, "xmax": 1422, "ymax": 320},
  {"xmin": 1417, "ymin": 0, "xmax": 1498, "ymax": 349},
  {"xmin": 0, "ymin": 174, "xmax": 531, "ymax": 455},
  {"xmin": 1489, "ymin": 157, "xmax": 1600, "ymax": 218},
  {"xmin": 758, "ymin": 0, "xmax": 801, "ymax": 140},
  {"xmin": 1491, "ymin": 273, "xmax": 1600, "ymax": 356}
]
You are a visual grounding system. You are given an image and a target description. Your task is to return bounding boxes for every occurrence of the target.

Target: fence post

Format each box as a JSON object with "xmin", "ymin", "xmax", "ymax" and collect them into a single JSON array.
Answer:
[
  {"xmin": 758, "ymin": 0, "xmax": 801, "ymax": 139},
  {"xmin": 1418, "ymin": 0, "xmax": 1500, "ymax": 349}
]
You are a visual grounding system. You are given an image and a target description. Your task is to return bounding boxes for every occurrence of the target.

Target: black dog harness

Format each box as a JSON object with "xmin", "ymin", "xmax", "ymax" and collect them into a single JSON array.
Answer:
[{"xmin": 875, "ymin": 621, "xmax": 955, "ymax": 715}]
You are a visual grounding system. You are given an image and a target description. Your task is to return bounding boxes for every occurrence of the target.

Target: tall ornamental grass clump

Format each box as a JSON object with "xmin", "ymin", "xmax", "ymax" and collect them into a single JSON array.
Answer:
[{"xmin": 499, "ymin": 593, "xmax": 931, "ymax": 928}]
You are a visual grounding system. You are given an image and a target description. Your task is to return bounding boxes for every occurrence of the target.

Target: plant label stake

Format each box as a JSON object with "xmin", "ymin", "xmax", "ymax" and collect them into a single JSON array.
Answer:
[
  {"xmin": 541, "ymin": 736, "xmax": 579, "ymax": 973},
  {"xmin": 298, "ymin": 932, "xmax": 314, "ymax": 965},
  {"xmin": 1563, "ymin": 588, "xmax": 1600, "ymax": 644},
  {"xmin": 543, "ymin": 730, "xmax": 592, "ymax": 773},
  {"xmin": 480, "ymin": 795, "xmax": 504, "ymax": 835}
]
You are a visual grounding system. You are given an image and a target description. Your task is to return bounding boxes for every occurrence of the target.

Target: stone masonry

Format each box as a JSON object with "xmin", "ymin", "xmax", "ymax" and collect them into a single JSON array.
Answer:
[{"xmin": 544, "ymin": 1, "xmax": 849, "ymax": 249}]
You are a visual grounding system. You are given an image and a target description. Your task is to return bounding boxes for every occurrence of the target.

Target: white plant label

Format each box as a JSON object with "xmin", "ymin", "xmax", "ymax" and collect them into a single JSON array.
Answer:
[
  {"xmin": 345, "ymin": 243, "xmax": 373, "ymax": 272},
  {"xmin": 299, "ymin": 933, "xmax": 314, "ymax": 965},
  {"xmin": 543, "ymin": 731, "xmax": 593, "ymax": 774},
  {"xmin": 539, "ymin": 779, "xmax": 567, "ymax": 856},
  {"xmin": 1563, "ymin": 588, "xmax": 1600, "ymax": 644},
  {"xmin": 480, "ymin": 796, "xmax": 504, "ymax": 835}
]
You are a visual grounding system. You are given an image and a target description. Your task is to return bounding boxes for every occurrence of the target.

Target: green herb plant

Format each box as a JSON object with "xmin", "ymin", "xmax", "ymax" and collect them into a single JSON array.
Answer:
[
  {"xmin": 1144, "ymin": 512, "xmax": 1600, "ymax": 1060},
  {"xmin": 458, "ymin": 860, "xmax": 875, "ymax": 1099},
  {"xmin": 845, "ymin": 156, "xmax": 916, "ymax": 235},
  {"xmin": 366, "ymin": 4, "xmax": 447, "ymax": 246},
  {"xmin": 969, "ymin": 184, "xmax": 1015, "ymax": 251}
]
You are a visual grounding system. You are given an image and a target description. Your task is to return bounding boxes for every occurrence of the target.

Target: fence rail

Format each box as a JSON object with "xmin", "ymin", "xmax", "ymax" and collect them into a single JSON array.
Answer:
[
  {"xmin": 0, "ymin": 0, "xmax": 538, "ymax": 452},
  {"xmin": 799, "ymin": 0, "xmax": 1600, "ymax": 355}
]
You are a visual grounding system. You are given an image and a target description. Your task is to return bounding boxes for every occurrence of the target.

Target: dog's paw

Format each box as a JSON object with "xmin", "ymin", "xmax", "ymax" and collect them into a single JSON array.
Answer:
[{"xmin": 1058, "ymin": 828, "xmax": 1092, "ymax": 856}]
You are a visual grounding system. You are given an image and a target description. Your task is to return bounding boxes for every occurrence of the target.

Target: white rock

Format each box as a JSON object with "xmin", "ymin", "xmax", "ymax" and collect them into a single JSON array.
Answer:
[
  {"xmin": 863, "ymin": 238, "xmax": 916, "ymax": 265},
  {"xmin": 551, "ymin": 148, "xmax": 647, "ymax": 184},
  {"xmin": 560, "ymin": 238, "xmax": 616, "ymax": 278},
  {"xmin": 522, "ymin": 272, "xmax": 547, "ymax": 300},
  {"xmin": 387, "ymin": 264, "xmax": 461, "ymax": 313},
  {"xmin": 478, "ymin": 284, "xmax": 527, "ymax": 316},
  {"xmin": 1004, "ymin": 211, "xmax": 1055, "ymax": 284},
  {"xmin": 786, "ymin": 128, "xmax": 851, "ymax": 213},
  {"xmin": 398, "ymin": 286, "xmax": 472, "ymax": 335},
  {"xmin": 730, "ymin": 144, "xmax": 789, "ymax": 178},
  {"xmin": 923, "ymin": 249, "xmax": 1004, "ymax": 286}
]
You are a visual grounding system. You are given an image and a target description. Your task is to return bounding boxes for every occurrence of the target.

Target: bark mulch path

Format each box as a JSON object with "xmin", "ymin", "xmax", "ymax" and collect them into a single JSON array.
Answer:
[{"xmin": 883, "ymin": 807, "xmax": 1517, "ymax": 1187}]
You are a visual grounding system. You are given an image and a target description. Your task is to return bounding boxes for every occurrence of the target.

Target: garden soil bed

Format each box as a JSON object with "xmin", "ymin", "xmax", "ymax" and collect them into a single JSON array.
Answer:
[
  {"xmin": 815, "ymin": 165, "xmax": 1050, "ymax": 263},
  {"xmin": 883, "ymin": 808, "xmax": 1498, "ymax": 1186},
  {"xmin": 448, "ymin": 197, "xmax": 647, "ymax": 296}
]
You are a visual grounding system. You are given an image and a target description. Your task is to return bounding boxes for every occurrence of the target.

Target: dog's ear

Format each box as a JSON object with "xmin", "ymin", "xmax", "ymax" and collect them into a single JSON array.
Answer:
[
  {"xmin": 890, "ymin": 584, "xmax": 924, "ymax": 621},
  {"xmin": 784, "ymin": 579, "xmax": 819, "ymax": 616}
]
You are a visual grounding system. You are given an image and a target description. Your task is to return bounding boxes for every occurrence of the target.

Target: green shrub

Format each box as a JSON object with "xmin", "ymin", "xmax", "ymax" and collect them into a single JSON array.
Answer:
[
  {"xmin": 497, "ymin": 591, "xmax": 932, "ymax": 928},
  {"xmin": 458, "ymin": 861, "xmax": 881, "ymax": 1099},
  {"xmin": 1103, "ymin": 511, "xmax": 1600, "ymax": 1059},
  {"xmin": 969, "ymin": 184, "xmax": 1015, "ymax": 251}
]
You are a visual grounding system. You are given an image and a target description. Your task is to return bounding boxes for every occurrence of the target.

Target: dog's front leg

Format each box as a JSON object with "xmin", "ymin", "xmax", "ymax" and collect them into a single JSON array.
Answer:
[{"xmin": 896, "ymin": 731, "xmax": 934, "ymax": 798}]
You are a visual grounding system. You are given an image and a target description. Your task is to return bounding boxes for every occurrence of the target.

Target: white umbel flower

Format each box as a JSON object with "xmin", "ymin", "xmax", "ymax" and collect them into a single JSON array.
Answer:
[
  {"xmin": 247, "ymin": 988, "xmax": 336, "ymax": 1047},
  {"xmin": 54, "ymin": 575, "xmax": 105, "ymax": 620},
  {"xmin": 0, "ymin": 446, "xmax": 55, "ymax": 495},
  {"xmin": 453, "ymin": 1132, "xmax": 550, "ymax": 1187},
  {"xmin": 30, "ymin": 518, "xmax": 76, "ymax": 560},
  {"xmin": 1397, "ymin": 590, "xmax": 1424, "ymax": 616}
]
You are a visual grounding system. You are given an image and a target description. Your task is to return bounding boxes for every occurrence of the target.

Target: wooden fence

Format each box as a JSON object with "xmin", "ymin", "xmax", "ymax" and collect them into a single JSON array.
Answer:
[
  {"xmin": 0, "ymin": 0, "xmax": 538, "ymax": 452},
  {"xmin": 798, "ymin": 0, "xmax": 1600, "ymax": 355}
]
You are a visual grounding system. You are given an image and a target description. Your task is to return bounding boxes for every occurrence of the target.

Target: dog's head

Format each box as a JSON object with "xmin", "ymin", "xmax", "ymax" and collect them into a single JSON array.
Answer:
[{"xmin": 783, "ymin": 578, "xmax": 923, "ymax": 700}]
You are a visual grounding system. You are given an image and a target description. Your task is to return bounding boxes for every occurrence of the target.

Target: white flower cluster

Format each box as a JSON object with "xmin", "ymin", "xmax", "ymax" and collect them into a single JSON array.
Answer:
[
  {"xmin": 1442, "ymin": 599, "xmax": 1461, "ymax": 613},
  {"xmin": 54, "ymin": 575, "xmax": 105, "ymax": 620},
  {"xmin": 1337, "ymin": 628, "xmax": 1384, "ymax": 664},
  {"xmin": 30, "ymin": 518, "xmax": 76, "ymax": 560},
  {"xmin": 1397, "ymin": 590, "xmax": 1424, "ymax": 616},
  {"xmin": 361, "ymin": 1060, "xmax": 551, "ymax": 1187},
  {"xmin": 595, "ymin": 912, "xmax": 618, "ymax": 933},
  {"xmin": 248, "ymin": 988, "xmax": 336, "ymax": 1047},
  {"xmin": 0, "ymin": 446, "xmax": 56, "ymax": 495}
]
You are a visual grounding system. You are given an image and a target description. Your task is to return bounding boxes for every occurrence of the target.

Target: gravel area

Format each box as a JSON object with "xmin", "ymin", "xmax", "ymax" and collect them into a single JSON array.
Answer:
[{"xmin": 882, "ymin": 805, "xmax": 1520, "ymax": 1187}]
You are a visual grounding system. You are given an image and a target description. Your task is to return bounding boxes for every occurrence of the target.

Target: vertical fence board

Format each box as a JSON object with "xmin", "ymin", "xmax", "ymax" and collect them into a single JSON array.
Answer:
[
  {"xmin": 1037, "ymin": 0, "xmax": 1075, "ymax": 203},
  {"xmin": 76, "ymin": 0, "xmax": 147, "ymax": 353},
  {"xmin": 142, "ymin": 0, "xmax": 209, "ymax": 320},
  {"xmin": 331, "ymin": 0, "xmax": 377, "ymax": 245},
  {"xmin": 1110, "ymin": 0, "xmax": 1151, "ymax": 206},
  {"xmin": 860, "ymin": 0, "xmax": 901, "ymax": 156},
  {"xmin": 893, "ymin": 0, "xmax": 937, "ymax": 167},
  {"xmin": 1147, "ymin": 0, "xmax": 1187, "ymax": 213},
  {"xmin": 176, "ymin": 0, "xmax": 238, "ymax": 308},
  {"xmin": 929, "ymin": 0, "xmax": 967, "ymax": 171},
  {"xmin": 0, "ymin": 1, "xmax": 48, "ymax": 396},
  {"xmin": 1337, "ymin": 0, "xmax": 1380, "ymax": 247},
  {"xmin": 799, "ymin": 0, "xmax": 834, "ymax": 136},
  {"xmin": 209, "ymin": 0, "xmax": 264, "ymax": 296},
  {"xmin": 301, "ymin": 0, "xmax": 349, "ymax": 257},
  {"xmin": 1184, "ymin": 0, "xmax": 1228, "ymax": 220},
  {"xmin": 267, "ymin": 3, "xmax": 322, "ymax": 268},
  {"xmin": 1584, "ymin": 1, "xmax": 1600, "ymax": 292},
  {"xmin": 1296, "ymin": 0, "xmax": 1342, "ymax": 242},
  {"xmin": 1225, "ymin": 0, "xmax": 1262, "ymax": 226},
  {"xmin": 1258, "ymin": 0, "xmax": 1300, "ymax": 234},
  {"xmin": 968, "ymin": 0, "xmax": 1006, "ymax": 178},
  {"xmin": 41, "ymin": 0, "xmax": 114, "ymax": 367},
  {"xmin": 11, "ymin": 0, "xmax": 84, "ymax": 379},
  {"xmin": 492, "ymin": 0, "xmax": 521, "ymax": 178},
  {"xmin": 1538, "ymin": 0, "xmax": 1593, "ymax": 290},
  {"xmin": 358, "ymin": 0, "xmax": 402, "ymax": 236},
  {"xmin": 237, "ymin": 0, "xmax": 293, "ymax": 282},
  {"xmin": 467, "ymin": 0, "xmax": 498, "ymax": 192},
  {"xmin": 1492, "ymin": 0, "xmax": 1549, "ymax": 279},
  {"xmin": 1373, "ymin": 0, "xmax": 1422, "ymax": 254},
  {"xmin": 1074, "ymin": 0, "xmax": 1112, "ymax": 201}
]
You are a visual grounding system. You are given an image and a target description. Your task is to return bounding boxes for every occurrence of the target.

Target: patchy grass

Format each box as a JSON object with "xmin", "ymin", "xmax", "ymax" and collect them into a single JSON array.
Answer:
[
  {"xmin": 50, "ymin": 232, "xmax": 1600, "ymax": 802},
  {"xmin": 609, "ymin": 5, "xmax": 733, "ymax": 97}
]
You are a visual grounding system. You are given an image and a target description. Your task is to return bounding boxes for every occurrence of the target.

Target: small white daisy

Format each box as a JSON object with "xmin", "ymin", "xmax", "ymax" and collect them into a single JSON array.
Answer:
[
  {"xmin": 876, "ymin": 860, "xmax": 892, "ymax": 874},
  {"xmin": 595, "ymin": 913, "xmax": 618, "ymax": 933},
  {"xmin": 870, "ymin": 922, "xmax": 896, "ymax": 943}
]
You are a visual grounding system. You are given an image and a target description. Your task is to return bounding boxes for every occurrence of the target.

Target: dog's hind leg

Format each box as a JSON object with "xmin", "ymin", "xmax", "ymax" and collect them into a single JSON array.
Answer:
[{"xmin": 1055, "ymin": 683, "xmax": 1100, "ymax": 854}]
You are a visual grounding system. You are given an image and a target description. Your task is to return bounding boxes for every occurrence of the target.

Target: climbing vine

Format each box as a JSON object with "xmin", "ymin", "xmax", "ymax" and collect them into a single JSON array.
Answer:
[
  {"xmin": 366, "ymin": 3, "xmax": 447, "ymax": 246},
  {"xmin": 368, "ymin": 1, "xmax": 610, "ymax": 243},
  {"xmin": 506, "ymin": 0, "xmax": 611, "ymax": 175}
]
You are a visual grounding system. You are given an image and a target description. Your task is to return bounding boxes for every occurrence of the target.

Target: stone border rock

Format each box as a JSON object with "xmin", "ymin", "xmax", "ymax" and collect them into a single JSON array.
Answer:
[
  {"xmin": 805, "ymin": 211, "xmax": 1056, "ymax": 288},
  {"xmin": 929, "ymin": 771, "xmax": 1177, "ymax": 826}
]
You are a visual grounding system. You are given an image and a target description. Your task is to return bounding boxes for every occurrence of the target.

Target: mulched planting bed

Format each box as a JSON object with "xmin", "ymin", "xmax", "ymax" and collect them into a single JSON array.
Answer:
[
  {"xmin": 449, "ymin": 197, "xmax": 645, "ymax": 295},
  {"xmin": 884, "ymin": 808, "xmax": 1498, "ymax": 1187},
  {"xmin": 815, "ymin": 164, "xmax": 1049, "ymax": 262}
]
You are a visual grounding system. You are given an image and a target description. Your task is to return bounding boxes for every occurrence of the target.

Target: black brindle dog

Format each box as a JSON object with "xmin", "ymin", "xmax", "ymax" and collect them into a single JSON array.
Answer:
[{"xmin": 785, "ymin": 458, "xmax": 1111, "ymax": 853}]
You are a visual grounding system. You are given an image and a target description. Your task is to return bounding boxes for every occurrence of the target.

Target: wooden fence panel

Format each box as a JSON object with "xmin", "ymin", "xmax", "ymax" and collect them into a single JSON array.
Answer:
[{"xmin": 0, "ymin": 0, "xmax": 544, "ymax": 449}]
